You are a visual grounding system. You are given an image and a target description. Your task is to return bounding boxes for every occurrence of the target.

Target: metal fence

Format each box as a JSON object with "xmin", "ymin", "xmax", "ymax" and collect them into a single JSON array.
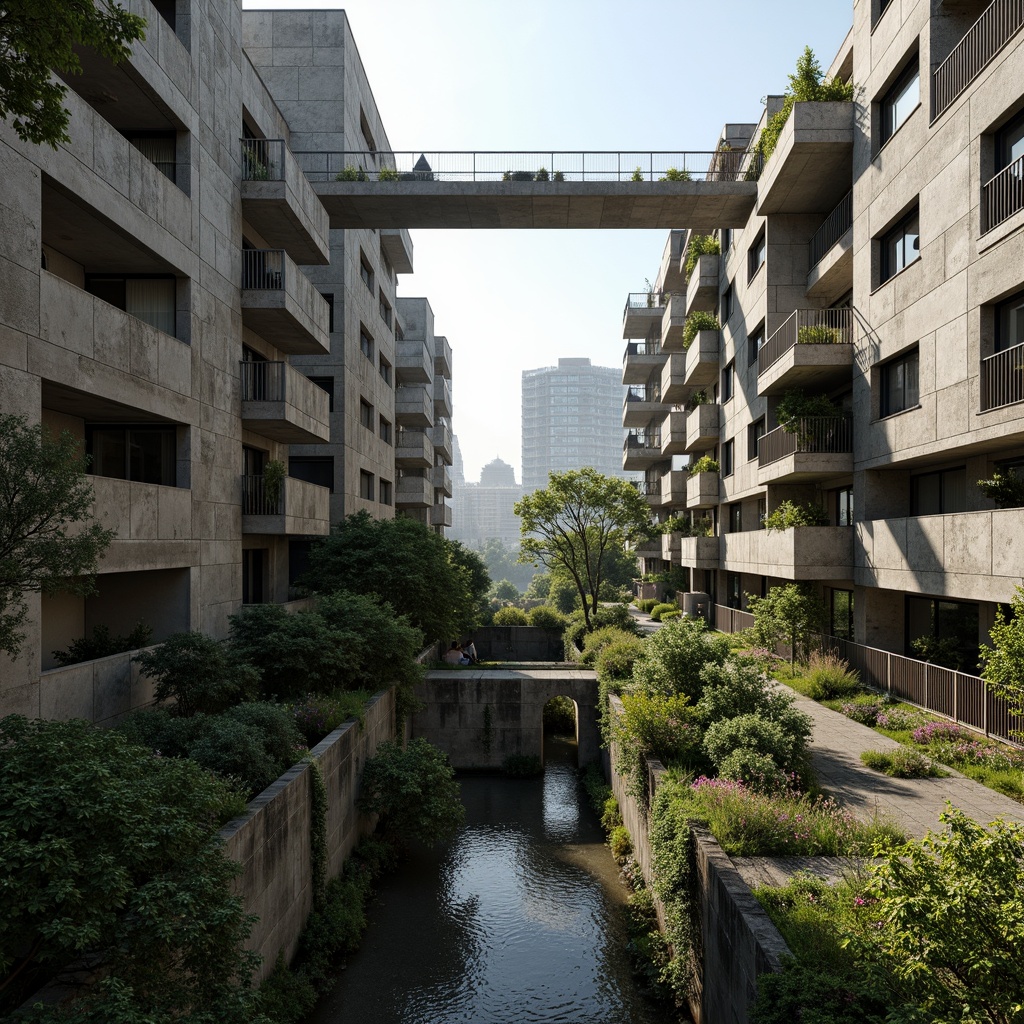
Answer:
[
  {"xmin": 980, "ymin": 341, "xmax": 1024, "ymax": 410},
  {"xmin": 242, "ymin": 474, "xmax": 283, "ymax": 515},
  {"xmin": 982, "ymin": 153, "xmax": 1024, "ymax": 231},
  {"xmin": 713, "ymin": 604, "xmax": 755, "ymax": 633},
  {"xmin": 758, "ymin": 307, "xmax": 852, "ymax": 375},
  {"xmin": 242, "ymin": 249, "xmax": 285, "ymax": 290},
  {"xmin": 240, "ymin": 360, "xmax": 286, "ymax": 402},
  {"xmin": 625, "ymin": 340, "xmax": 661, "ymax": 358},
  {"xmin": 240, "ymin": 138, "xmax": 285, "ymax": 181},
  {"xmin": 808, "ymin": 191, "xmax": 853, "ymax": 268},
  {"xmin": 932, "ymin": 0, "xmax": 1024, "ymax": 119},
  {"xmin": 625, "ymin": 384, "xmax": 660, "ymax": 403},
  {"xmin": 624, "ymin": 431, "xmax": 662, "ymax": 451},
  {"xmin": 625, "ymin": 291, "xmax": 665, "ymax": 313},
  {"xmin": 757, "ymin": 416, "xmax": 853, "ymax": 468},
  {"xmin": 633, "ymin": 479, "xmax": 662, "ymax": 498},
  {"xmin": 292, "ymin": 149, "xmax": 761, "ymax": 184}
]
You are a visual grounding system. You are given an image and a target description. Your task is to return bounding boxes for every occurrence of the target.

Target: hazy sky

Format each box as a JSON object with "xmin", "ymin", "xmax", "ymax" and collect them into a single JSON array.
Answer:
[{"xmin": 243, "ymin": 0, "xmax": 854, "ymax": 483}]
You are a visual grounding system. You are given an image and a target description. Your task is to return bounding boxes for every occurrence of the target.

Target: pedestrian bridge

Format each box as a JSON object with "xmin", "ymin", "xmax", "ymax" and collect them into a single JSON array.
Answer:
[{"xmin": 296, "ymin": 149, "xmax": 760, "ymax": 231}]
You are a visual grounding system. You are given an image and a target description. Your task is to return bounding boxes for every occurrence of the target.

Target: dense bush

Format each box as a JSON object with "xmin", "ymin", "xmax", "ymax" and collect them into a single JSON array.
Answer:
[
  {"xmin": 804, "ymin": 651, "xmax": 860, "ymax": 699},
  {"xmin": 290, "ymin": 691, "xmax": 373, "ymax": 746},
  {"xmin": 527, "ymin": 604, "xmax": 568, "ymax": 630},
  {"xmin": 609, "ymin": 825, "xmax": 633, "ymax": 861},
  {"xmin": 635, "ymin": 598, "xmax": 658, "ymax": 613},
  {"xmin": 763, "ymin": 500, "xmax": 830, "ymax": 531},
  {"xmin": 580, "ymin": 625, "xmax": 636, "ymax": 666},
  {"xmin": 52, "ymin": 620, "xmax": 153, "ymax": 666},
  {"xmin": 683, "ymin": 234, "xmax": 720, "ymax": 276},
  {"xmin": 688, "ymin": 454, "xmax": 720, "ymax": 475},
  {"xmin": 594, "ymin": 635, "xmax": 647, "ymax": 683},
  {"xmin": 493, "ymin": 605, "xmax": 530, "ymax": 626},
  {"xmin": 682, "ymin": 311, "xmax": 719, "ymax": 347},
  {"xmin": 703, "ymin": 713, "xmax": 809, "ymax": 789},
  {"xmin": 660, "ymin": 609, "xmax": 682, "ymax": 622},
  {"xmin": 543, "ymin": 695, "xmax": 576, "ymax": 733},
  {"xmin": 649, "ymin": 602, "xmax": 677, "ymax": 622},
  {"xmin": 631, "ymin": 617, "xmax": 731, "ymax": 701}
]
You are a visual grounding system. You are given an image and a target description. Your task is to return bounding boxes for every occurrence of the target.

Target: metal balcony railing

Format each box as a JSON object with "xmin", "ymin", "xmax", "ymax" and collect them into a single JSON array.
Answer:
[
  {"xmin": 625, "ymin": 384, "xmax": 661, "ymax": 403},
  {"xmin": 932, "ymin": 0, "xmax": 1024, "ymax": 119},
  {"xmin": 624, "ymin": 432, "xmax": 662, "ymax": 451},
  {"xmin": 632, "ymin": 480, "xmax": 662, "ymax": 498},
  {"xmin": 242, "ymin": 474, "xmax": 283, "ymax": 515},
  {"xmin": 757, "ymin": 308, "xmax": 853, "ymax": 375},
  {"xmin": 240, "ymin": 360, "xmax": 286, "ymax": 402},
  {"xmin": 624, "ymin": 340, "xmax": 661, "ymax": 358},
  {"xmin": 983, "ymin": 154, "xmax": 1024, "ymax": 231},
  {"xmin": 758, "ymin": 416, "xmax": 853, "ymax": 467},
  {"xmin": 240, "ymin": 138, "xmax": 285, "ymax": 181},
  {"xmin": 292, "ymin": 149, "xmax": 761, "ymax": 183},
  {"xmin": 624, "ymin": 292, "xmax": 665, "ymax": 314},
  {"xmin": 242, "ymin": 249, "xmax": 285, "ymax": 290},
  {"xmin": 808, "ymin": 190, "xmax": 853, "ymax": 268},
  {"xmin": 980, "ymin": 341, "xmax": 1024, "ymax": 410}
]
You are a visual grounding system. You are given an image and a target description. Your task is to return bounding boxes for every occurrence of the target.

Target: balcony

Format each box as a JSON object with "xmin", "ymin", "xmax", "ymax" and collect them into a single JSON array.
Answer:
[
  {"xmin": 684, "ymin": 330, "xmax": 720, "ymax": 388},
  {"xmin": 660, "ymin": 470, "xmax": 689, "ymax": 507},
  {"xmin": 241, "ymin": 475, "xmax": 330, "ymax": 536},
  {"xmin": 855, "ymin": 508, "xmax": 1024, "ymax": 603},
  {"xmin": 661, "ymin": 410, "xmax": 688, "ymax": 456},
  {"xmin": 661, "ymin": 293, "xmax": 688, "ymax": 352},
  {"xmin": 241, "ymin": 249, "xmax": 330, "ymax": 355},
  {"xmin": 983, "ymin": 154, "xmax": 1024, "ymax": 232},
  {"xmin": 722, "ymin": 526, "xmax": 853, "ymax": 580},
  {"xmin": 381, "ymin": 227, "xmax": 414, "ymax": 274},
  {"xmin": 755, "ymin": 102, "xmax": 854, "ymax": 215},
  {"xmin": 622, "ymin": 384, "xmax": 663, "ymax": 427},
  {"xmin": 662, "ymin": 530, "xmax": 681, "ymax": 562},
  {"xmin": 431, "ymin": 422, "xmax": 453, "ymax": 462},
  {"xmin": 980, "ymin": 341, "xmax": 1024, "ymax": 410},
  {"xmin": 397, "ymin": 337, "xmax": 433, "ymax": 383},
  {"xmin": 757, "ymin": 308, "xmax": 853, "ymax": 396},
  {"xmin": 685, "ymin": 403, "xmax": 720, "ymax": 452},
  {"xmin": 757, "ymin": 417, "xmax": 853, "ymax": 484},
  {"xmin": 434, "ymin": 335, "xmax": 452, "ymax": 378},
  {"xmin": 807, "ymin": 192, "xmax": 853, "ymax": 299},
  {"xmin": 429, "ymin": 503, "xmax": 453, "ymax": 528},
  {"xmin": 634, "ymin": 479, "xmax": 662, "ymax": 505},
  {"xmin": 623, "ymin": 432, "xmax": 664, "ymax": 470},
  {"xmin": 397, "ymin": 473, "xmax": 433, "ymax": 508},
  {"xmin": 396, "ymin": 384, "xmax": 433, "ymax": 427},
  {"xmin": 634, "ymin": 537, "xmax": 664, "ymax": 561},
  {"xmin": 662, "ymin": 352, "xmax": 690, "ymax": 404},
  {"xmin": 685, "ymin": 253, "xmax": 719, "ymax": 315},
  {"xmin": 239, "ymin": 361, "xmax": 331, "ymax": 444},
  {"xmin": 679, "ymin": 535, "xmax": 720, "ymax": 570},
  {"xmin": 622, "ymin": 340, "xmax": 665, "ymax": 385},
  {"xmin": 933, "ymin": 0, "xmax": 1024, "ymax": 120},
  {"xmin": 434, "ymin": 376, "xmax": 453, "ymax": 417},
  {"xmin": 240, "ymin": 139, "xmax": 330, "ymax": 265},
  {"xmin": 396, "ymin": 428, "xmax": 433, "ymax": 468},
  {"xmin": 657, "ymin": 229, "xmax": 688, "ymax": 294},
  {"xmin": 686, "ymin": 470, "xmax": 719, "ymax": 509},
  {"xmin": 432, "ymin": 465, "xmax": 453, "ymax": 496},
  {"xmin": 623, "ymin": 291, "xmax": 665, "ymax": 339}
]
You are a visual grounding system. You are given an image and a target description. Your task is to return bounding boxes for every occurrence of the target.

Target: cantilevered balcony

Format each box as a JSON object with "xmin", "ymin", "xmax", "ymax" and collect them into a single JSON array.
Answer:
[
  {"xmin": 662, "ymin": 352, "xmax": 690, "ymax": 404},
  {"xmin": 241, "ymin": 249, "xmax": 330, "ymax": 355},
  {"xmin": 660, "ymin": 470, "xmax": 689, "ymax": 507},
  {"xmin": 623, "ymin": 291, "xmax": 666, "ymax": 338},
  {"xmin": 685, "ymin": 403, "xmax": 720, "ymax": 452},
  {"xmin": 397, "ymin": 337, "xmax": 433, "ymax": 383},
  {"xmin": 434, "ymin": 335, "xmax": 452, "ymax": 378},
  {"xmin": 432, "ymin": 465, "xmax": 453, "ymax": 496},
  {"xmin": 755, "ymin": 102, "xmax": 854, "ymax": 215},
  {"xmin": 396, "ymin": 428, "xmax": 433, "ymax": 468},
  {"xmin": 684, "ymin": 330, "xmax": 720, "ymax": 388},
  {"xmin": 430, "ymin": 502, "xmax": 453, "ymax": 528},
  {"xmin": 658, "ymin": 229, "xmax": 688, "ymax": 294},
  {"xmin": 661, "ymin": 293, "xmax": 688, "ymax": 352},
  {"xmin": 396, "ymin": 384, "xmax": 433, "ymax": 427},
  {"xmin": 434, "ymin": 376, "xmax": 453, "ymax": 418},
  {"xmin": 661, "ymin": 411, "xmax": 688, "ymax": 456},
  {"xmin": 240, "ymin": 361, "xmax": 331, "ymax": 444},
  {"xmin": 622, "ymin": 384, "xmax": 663, "ymax": 427},
  {"xmin": 679, "ymin": 535, "xmax": 720, "ymax": 570},
  {"xmin": 634, "ymin": 479, "xmax": 662, "ymax": 505},
  {"xmin": 757, "ymin": 417, "xmax": 853, "ymax": 484},
  {"xmin": 241, "ymin": 475, "xmax": 330, "ymax": 536},
  {"xmin": 757, "ymin": 308, "xmax": 853, "ymax": 396},
  {"xmin": 239, "ymin": 139, "xmax": 330, "ymax": 265},
  {"xmin": 397, "ymin": 473, "xmax": 432, "ymax": 508},
  {"xmin": 381, "ymin": 227, "xmax": 414, "ymax": 274},
  {"xmin": 622, "ymin": 340, "xmax": 665, "ymax": 385},
  {"xmin": 623, "ymin": 431, "xmax": 663, "ymax": 470},
  {"xmin": 685, "ymin": 253, "xmax": 719, "ymax": 314},
  {"xmin": 431, "ymin": 422, "xmax": 453, "ymax": 462},
  {"xmin": 722, "ymin": 526, "xmax": 853, "ymax": 580},
  {"xmin": 662, "ymin": 530, "xmax": 681, "ymax": 563},
  {"xmin": 686, "ymin": 470, "xmax": 719, "ymax": 509}
]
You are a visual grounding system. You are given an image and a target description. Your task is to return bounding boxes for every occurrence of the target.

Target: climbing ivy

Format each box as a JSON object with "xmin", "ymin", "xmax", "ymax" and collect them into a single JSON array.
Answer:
[{"xmin": 307, "ymin": 757, "xmax": 327, "ymax": 908}]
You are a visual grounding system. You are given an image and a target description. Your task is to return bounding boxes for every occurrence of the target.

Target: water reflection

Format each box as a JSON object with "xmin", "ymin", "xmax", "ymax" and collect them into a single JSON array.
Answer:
[{"xmin": 308, "ymin": 737, "xmax": 670, "ymax": 1024}]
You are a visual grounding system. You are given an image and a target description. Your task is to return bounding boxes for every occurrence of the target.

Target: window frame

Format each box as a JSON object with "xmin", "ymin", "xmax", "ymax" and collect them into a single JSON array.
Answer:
[
  {"xmin": 879, "ymin": 207, "xmax": 920, "ymax": 284},
  {"xmin": 879, "ymin": 346, "xmax": 920, "ymax": 418},
  {"xmin": 359, "ymin": 398, "xmax": 374, "ymax": 430},
  {"xmin": 359, "ymin": 252, "xmax": 374, "ymax": 294},
  {"xmin": 995, "ymin": 288, "xmax": 1024, "ymax": 353},
  {"xmin": 360, "ymin": 326, "xmax": 375, "ymax": 361},
  {"xmin": 721, "ymin": 438, "xmax": 734, "ymax": 478},
  {"xmin": 878, "ymin": 56, "xmax": 920, "ymax": 147},
  {"xmin": 359, "ymin": 469, "xmax": 375, "ymax": 501},
  {"xmin": 747, "ymin": 322, "xmax": 765, "ymax": 366},
  {"xmin": 747, "ymin": 230, "xmax": 766, "ymax": 283},
  {"xmin": 747, "ymin": 417, "xmax": 765, "ymax": 461}
]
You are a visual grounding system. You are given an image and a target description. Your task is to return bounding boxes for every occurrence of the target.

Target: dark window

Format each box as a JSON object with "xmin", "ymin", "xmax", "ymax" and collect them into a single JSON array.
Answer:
[
  {"xmin": 85, "ymin": 275, "xmax": 176, "ymax": 336},
  {"xmin": 289, "ymin": 456, "xmax": 333, "ymax": 492},
  {"xmin": 720, "ymin": 228, "xmax": 732, "ymax": 254},
  {"xmin": 748, "ymin": 323, "xmax": 765, "ymax": 366},
  {"xmin": 87, "ymin": 425, "xmax": 176, "ymax": 486},
  {"xmin": 379, "ymin": 416, "xmax": 392, "ymax": 444},
  {"xmin": 378, "ymin": 291, "xmax": 392, "ymax": 328},
  {"xmin": 360, "ymin": 254, "xmax": 374, "ymax": 293},
  {"xmin": 242, "ymin": 548, "xmax": 268, "ymax": 604},
  {"xmin": 359, "ymin": 470, "xmax": 374, "ymax": 501},
  {"xmin": 722, "ymin": 439, "xmax": 734, "ymax": 477},
  {"xmin": 379, "ymin": 354, "xmax": 392, "ymax": 385},
  {"xmin": 757, "ymin": 496, "xmax": 767, "ymax": 529},
  {"xmin": 911, "ymin": 467, "xmax": 966, "ymax": 515},
  {"xmin": 727, "ymin": 503, "xmax": 742, "ymax": 533},
  {"xmin": 124, "ymin": 131, "xmax": 176, "ymax": 182},
  {"xmin": 830, "ymin": 589, "xmax": 854, "ymax": 640},
  {"xmin": 726, "ymin": 572, "xmax": 742, "ymax": 609},
  {"xmin": 997, "ymin": 109, "xmax": 1024, "ymax": 170},
  {"xmin": 880, "ymin": 347, "xmax": 920, "ymax": 416},
  {"xmin": 360, "ymin": 327, "xmax": 374, "ymax": 360},
  {"xmin": 379, "ymin": 479, "xmax": 392, "ymax": 506},
  {"xmin": 322, "ymin": 293, "xmax": 334, "ymax": 333},
  {"xmin": 907, "ymin": 596, "xmax": 980, "ymax": 671},
  {"xmin": 880, "ymin": 208, "xmax": 920, "ymax": 282},
  {"xmin": 722, "ymin": 360, "xmax": 734, "ymax": 402},
  {"xmin": 996, "ymin": 289, "xmax": 1024, "ymax": 353},
  {"xmin": 308, "ymin": 376, "xmax": 334, "ymax": 411},
  {"xmin": 359, "ymin": 398, "xmax": 373, "ymax": 429},
  {"xmin": 359, "ymin": 109, "xmax": 377, "ymax": 153},
  {"xmin": 748, "ymin": 417, "xmax": 765, "ymax": 461},
  {"xmin": 748, "ymin": 231, "xmax": 766, "ymax": 281},
  {"xmin": 720, "ymin": 284, "xmax": 733, "ymax": 324},
  {"xmin": 879, "ymin": 57, "xmax": 919, "ymax": 145},
  {"xmin": 836, "ymin": 486, "xmax": 854, "ymax": 526}
]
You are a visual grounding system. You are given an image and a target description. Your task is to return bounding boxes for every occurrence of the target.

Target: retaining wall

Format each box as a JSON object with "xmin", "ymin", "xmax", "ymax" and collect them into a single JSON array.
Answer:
[{"xmin": 468, "ymin": 625, "xmax": 566, "ymax": 661}]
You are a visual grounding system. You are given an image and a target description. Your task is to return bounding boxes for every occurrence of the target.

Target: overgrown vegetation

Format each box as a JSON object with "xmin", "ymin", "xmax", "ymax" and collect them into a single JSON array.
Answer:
[
  {"xmin": 683, "ymin": 234, "xmax": 720, "ymax": 276},
  {"xmin": 682, "ymin": 310, "xmax": 720, "ymax": 348},
  {"xmin": 977, "ymin": 470, "xmax": 1024, "ymax": 509},
  {"xmin": 688, "ymin": 455, "xmax": 719, "ymax": 475},
  {"xmin": 762, "ymin": 499, "xmax": 830, "ymax": 531},
  {"xmin": 52, "ymin": 621, "xmax": 153, "ymax": 666},
  {"xmin": 747, "ymin": 583, "xmax": 826, "ymax": 665}
]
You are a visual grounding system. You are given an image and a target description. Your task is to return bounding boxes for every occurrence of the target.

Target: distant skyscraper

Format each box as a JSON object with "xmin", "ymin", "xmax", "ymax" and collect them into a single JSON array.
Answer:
[
  {"xmin": 521, "ymin": 357, "xmax": 628, "ymax": 492},
  {"xmin": 450, "ymin": 456, "xmax": 524, "ymax": 547}
]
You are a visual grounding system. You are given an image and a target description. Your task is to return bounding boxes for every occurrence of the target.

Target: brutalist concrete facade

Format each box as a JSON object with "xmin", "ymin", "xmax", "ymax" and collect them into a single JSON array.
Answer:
[
  {"xmin": 627, "ymin": 0, "xmax": 1024, "ymax": 665},
  {"xmin": 0, "ymin": 2, "xmax": 448, "ymax": 717}
]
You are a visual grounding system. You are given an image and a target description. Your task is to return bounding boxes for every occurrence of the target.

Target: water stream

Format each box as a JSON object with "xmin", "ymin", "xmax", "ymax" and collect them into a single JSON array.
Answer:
[{"xmin": 308, "ymin": 735, "xmax": 673, "ymax": 1024}]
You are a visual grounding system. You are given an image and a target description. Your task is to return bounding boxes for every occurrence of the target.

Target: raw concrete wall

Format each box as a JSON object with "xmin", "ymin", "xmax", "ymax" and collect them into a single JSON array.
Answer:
[
  {"xmin": 469, "ymin": 625, "xmax": 566, "ymax": 661},
  {"xmin": 218, "ymin": 687, "xmax": 396, "ymax": 981}
]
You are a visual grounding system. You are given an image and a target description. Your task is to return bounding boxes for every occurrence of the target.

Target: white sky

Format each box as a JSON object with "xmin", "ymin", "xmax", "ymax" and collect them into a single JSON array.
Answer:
[{"xmin": 243, "ymin": 0, "xmax": 854, "ymax": 483}]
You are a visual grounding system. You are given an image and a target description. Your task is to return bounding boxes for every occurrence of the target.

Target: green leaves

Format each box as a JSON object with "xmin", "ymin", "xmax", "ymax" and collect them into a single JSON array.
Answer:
[{"xmin": 980, "ymin": 584, "xmax": 1024, "ymax": 726}]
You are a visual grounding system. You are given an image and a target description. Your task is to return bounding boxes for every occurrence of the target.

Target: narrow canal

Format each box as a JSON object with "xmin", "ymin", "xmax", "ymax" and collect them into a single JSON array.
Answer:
[{"xmin": 308, "ymin": 735, "xmax": 674, "ymax": 1024}]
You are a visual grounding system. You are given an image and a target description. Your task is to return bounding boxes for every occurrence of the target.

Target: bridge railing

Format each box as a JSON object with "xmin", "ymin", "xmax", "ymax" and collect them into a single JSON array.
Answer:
[{"xmin": 293, "ymin": 150, "xmax": 760, "ymax": 184}]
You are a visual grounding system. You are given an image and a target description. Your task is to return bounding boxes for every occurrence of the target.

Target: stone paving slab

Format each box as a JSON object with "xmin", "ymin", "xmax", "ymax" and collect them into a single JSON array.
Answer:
[{"xmin": 733, "ymin": 855, "xmax": 858, "ymax": 890}]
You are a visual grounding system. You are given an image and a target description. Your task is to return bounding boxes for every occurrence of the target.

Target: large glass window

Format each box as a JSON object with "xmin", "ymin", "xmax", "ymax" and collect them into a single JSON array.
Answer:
[
  {"xmin": 86, "ymin": 275, "xmax": 176, "ymax": 336},
  {"xmin": 748, "ymin": 231, "xmax": 766, "ymax": 282},
  {"xmin": 906, "ymin": 596, "xmax": 979, "ymax": 671},
  {"xmin": 87, "ymin": 425, "xmax": 177, "ymax": 486},
  {"xmin": 836, "ymin": 486, "xmax": 854, "ymax": 526},
  {"xmin": 879, "ymin": 58, "xmax": 919, "ymax": 145},
  {"xmin": 880, "ymin": 347, "xmax": 919, "ymax": 416},
  {"xmin": 996, "ymin": 289, "xmax": 1024, "ymax": 353},
  {"xmin": 830, "ymin": 589, "xmax": 854, "ymax": 640},
  {"xmin": 880, "ymin": 209, "xmax": 920, "ymax": 283},
  {"xmin": 910, "ymin": 467, "xmax": 966, "ymax": 515}
]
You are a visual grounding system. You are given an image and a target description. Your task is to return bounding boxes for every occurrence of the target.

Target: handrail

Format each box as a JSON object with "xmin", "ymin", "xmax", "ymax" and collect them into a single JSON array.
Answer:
[
  {"xmin": 757, "ymin": 308, "xmax": 852, "ymax": 375},
  {"xmin": 624, "ymin": 292, "xmax": 665, "ymax": 314},
  {"xmin": 240, "ymin": 360, "xmax": 286, "ymax": 402},
  {"xmin": 242, "ymin": 474, "xmax": 283, "ymax": 515},
  {"xmin": 808, "ymin": 190, "xmax": 853, "ymax": 268},
  {"xmin": 242, "ymin": 249, "xmax": 285, "ymax": 290},
  {"xmin": 625, "ymin": 384, "xmax": 660, "ymax": 403},
  {"xmin": 980, "ymin": 340, "xmax": 1024, "ymax": 410},
  {"xmin": 240, "ymin": 138, "xmax": 285, "ymax": 181},
  {"xmin": 982, "ymin": 153, "xmax": 1024, "ymax": 231},
  {"xmin": 758, "ymin": 416, "xmax": 853, "ymax": 467},
  {"xmin": 624, "ymin": 431, "xmax": 662, "ymax": 450},
  {"xmin": 625, "ymin": 340, "xmax": 661, "ymax": 358}
]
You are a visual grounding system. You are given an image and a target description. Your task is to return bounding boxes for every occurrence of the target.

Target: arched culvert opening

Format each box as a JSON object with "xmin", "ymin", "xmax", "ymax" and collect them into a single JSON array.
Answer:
[{"xmin": 542, "ymin": 695, "xmax": 579, "ymax": 766}]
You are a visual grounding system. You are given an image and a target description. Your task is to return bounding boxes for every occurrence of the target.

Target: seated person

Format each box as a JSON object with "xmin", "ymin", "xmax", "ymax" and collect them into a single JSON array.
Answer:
[
  {"xmin": 460, "ymin": 638, "xmax": 479, "ymax": 664},
  {"xmin": 444, "ymin": 641, "xmax": 470, "ymax": 665}
]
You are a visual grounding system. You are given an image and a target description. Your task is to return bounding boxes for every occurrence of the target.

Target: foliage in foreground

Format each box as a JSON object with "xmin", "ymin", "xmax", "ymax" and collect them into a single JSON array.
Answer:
[{"xmin": 981, "ymin": 583, "xmax": 1024, "ymax": 729}]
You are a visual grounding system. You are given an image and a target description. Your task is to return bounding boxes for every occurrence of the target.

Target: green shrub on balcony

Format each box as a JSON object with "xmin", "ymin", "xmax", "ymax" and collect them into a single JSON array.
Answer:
[
  {"xmin": 335, "ymin": 165, "xmax": 368, "ymax": 181},
  {"xmin": 797, "ymin": 323, "xmax": 844, "ymax": 345},
  {"xmin": 631, "ymin": 166, "xmax": 644, "ymax": 182},
  {"xmin": 689, "ymin": 456, "xmax": 719, "ymax": 476},
  {"xmin": 762, "ymin": 500, "xmax": 830, "ymax": 532},
  {"xmin": 684, "ymin": 234, "xmax": 720, "ymax": 276},
  {"xmin": 659, "ymin": 166, "xmax": 692, "ymax": 182},
  {"xmin": 377, "ymin": 166, "xmax": 400, "ymax": 181},
  {"xmin": 682, "ymin": 311, "xmax": 720, "ymax": 348},
  {"xmin": 534, "ymin": 167, "xmax": 550, "ymax": 181},
  {"xmin": 776, "ymin": 389, "xmax": 841, "ymax": 434},
  {"xmin": 977, "ymin": 470, "xmax": 1024, "ymax": 509},
  {"xmin": 687, "ymin": 389, "xmax": 711, "ymax": 410}
]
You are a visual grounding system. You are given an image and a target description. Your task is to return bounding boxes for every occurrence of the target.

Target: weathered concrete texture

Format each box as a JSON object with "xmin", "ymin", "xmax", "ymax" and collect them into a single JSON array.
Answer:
[
  {"xmin": 469, "ymin": 625, "xmax": 566, "ymax": 662},
  {"xmin": 411, "ymin": 667, "xmax": 601, "ymax": 769},
  {"xmin": 218, "ymin": 687, "xmax": 396, "ymax": 981},
  {"xmin": 721, "ymin": 526, "xmax": 854, "ymax": 580}
]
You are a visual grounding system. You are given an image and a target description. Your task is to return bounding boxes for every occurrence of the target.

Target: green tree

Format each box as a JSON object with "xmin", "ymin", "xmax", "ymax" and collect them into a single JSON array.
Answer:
[
  {"xmin": 0, "ymin": 1, "xmax": 147, "ymax": 148},
  {"xmin": 514, "ymin": 468, "xmax": 651, "ymax": 631},
  {"xmin": 0, "ymin": 716, "xmax": 261, "ymax": 1022},
  {"xmin": 358, "ymin": 738, "xmax": 465, "ymax": 847},
  {"xmin": 492, "ymin": 578, "xmax": 520, "ymax": 602},
  {"xmin": 0, "ymin": 414, "xmax": 116, "ymax": 657},
  {"xmin": 980, "ymin": 585, "xmax": 1024, "ymax": 726},
  {"xmin": 447, "ymin": 539, "xmax": 492, "ymax": 630},
  {"xmin": 747, "ymin": 583, "xmax": 826, "ymax": 666},
  {"xmin": 474, "ymin": 537, "xmax": 536, "ymax": 592}
]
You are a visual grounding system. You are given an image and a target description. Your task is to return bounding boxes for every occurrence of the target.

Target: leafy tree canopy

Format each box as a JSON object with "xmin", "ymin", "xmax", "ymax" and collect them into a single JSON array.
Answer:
[
  {"xmin": 0, "ymin": 414, "xmax": 115, "ymax": 657},
  {"xmin": 472, "ymin": 537, "xmax": 536, "ymax": 593},
  {"xmin": 747, "ymin": 583, "xmax": 826, "ymax": 666},
  {"xmin": 0, "ymin": 1, "xmax": 147, "ymax": 147},
  {"xmin": 981, "ymin": 584, "xmax": 1024, "ymax": 727},
  {"xmin": 514, "ymin": 468, "xmax": 650, "ymax": 630}
]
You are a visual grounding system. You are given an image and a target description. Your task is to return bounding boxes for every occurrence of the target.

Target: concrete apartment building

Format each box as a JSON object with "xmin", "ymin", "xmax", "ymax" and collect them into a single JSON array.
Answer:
[
  {"xmin": 522, "ymin": 357, "xmax": 631, "ymax": 493},
  {"xmin": 627, "ymin": 0, "xmax": 1024, "ymax": 667},
  {"xmin": 0, "ymin": 1, "xmax": 450, "ymax": 719}
]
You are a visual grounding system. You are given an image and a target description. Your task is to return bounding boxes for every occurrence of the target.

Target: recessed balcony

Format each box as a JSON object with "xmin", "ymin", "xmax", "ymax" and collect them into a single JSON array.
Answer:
[
  {"xmin": 241, "ymin": 475, "xmax": 330, "ymax": 536},
  {"xmin": 685, "ymin": 253, "xmax": 719, "ymax": 315},
  {"xmin": 623, "ymin": 432, "xmax": 664, "ymax": 470},
  {"xmin": 240, "ymin": 139, "xmax": 330, "ymax": 265},
  {"xmin": 722, "ymin": 526, "xmax": 853, "ymax": 580},
  {"xmin": 755, "ymin": 101, "xmax": 854, "ymax": 215},
  {"xmin": 661, "ymin": 411, "xmax": 688, "ymax": 456},
  {"xmin": 757, "ymin": 308, "xmax": 853, "ymax": 396},
  {"xmin": 622, "ymin": 385, "xmax": 663, "ymax": 427},
  {"xmin": 396, "ymin": 384, "xmax": 433, "ymax": 427},
  {"xmin": 623, "ymin": 291, "xmax": 665, "ymax": 339},
  {"xmin": 981, "ymin": 341, "xmax": 1024, "ymax": 411},
  {"xmin": 686, "ymin": 470, "xmax": 719, "ymax": 509},
  {"xmin": 757, "ymin": 417, "xmax": 853, "ymax": 484},
  {"xmin": 679, "ymin": 535, "xmax": 720, "ymax": 570},
  {"xmin": 807, "ymin": 191, "xmax": 852, "ymax": 299},
  {"xmin": 685, "ymin": 403, "xmax": 720, "ymax": 452},
  {"xmin": 661, "ymin": 293, "xmax": 688, "ymax": 352},
  {"xmin": 684, "ymin": 331, "xmax": 720, "ymax": 388},
  {"xmin": 396, "ymin": 428, "xmax": 432, "ymax": 468},
  {"xmin": 239, "ymin": 361, "xmax": 331, "ymax": 444},
  {"xmin": 622, "ymin": 340, "xmax": 665, "ymax": 385},
  {"xmin": 241, "ymin": 249, "xmax": 330, "ymax": 355}
]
